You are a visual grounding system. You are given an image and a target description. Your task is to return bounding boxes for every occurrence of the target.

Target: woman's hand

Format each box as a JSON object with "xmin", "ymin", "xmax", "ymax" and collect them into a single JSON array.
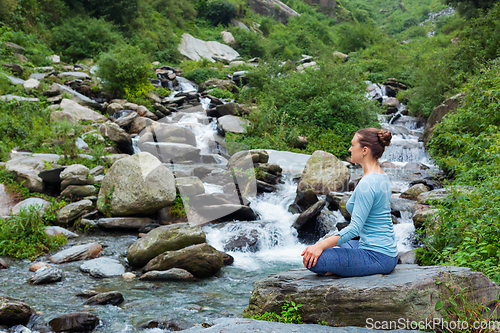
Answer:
[{"xmin": 301, "ymin": 244, "xmax": 324, "ymax": 269}]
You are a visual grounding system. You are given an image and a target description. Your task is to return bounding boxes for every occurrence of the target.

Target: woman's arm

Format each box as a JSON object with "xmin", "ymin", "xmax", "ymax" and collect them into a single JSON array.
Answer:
[{"xmin": 301, "ymin": 235, "xmax": 340, "ymax": 268}]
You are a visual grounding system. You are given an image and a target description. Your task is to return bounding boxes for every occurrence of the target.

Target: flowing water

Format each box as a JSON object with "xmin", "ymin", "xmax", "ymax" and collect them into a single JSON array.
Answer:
[{"xmin": 0, "ymin": 80, "xmax": 441, "ymax": 332}]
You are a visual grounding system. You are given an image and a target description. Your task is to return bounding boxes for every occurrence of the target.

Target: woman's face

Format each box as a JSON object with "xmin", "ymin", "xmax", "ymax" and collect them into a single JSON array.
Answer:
[{"xmin": 349, "ymin": 134, "xmax": 365, "ymax": 164}]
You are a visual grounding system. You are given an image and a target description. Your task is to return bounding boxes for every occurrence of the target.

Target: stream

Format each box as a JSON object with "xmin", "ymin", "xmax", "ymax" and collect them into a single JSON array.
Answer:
[{"xmin": 0, "ymin": 80, "xmax": 441, "ymax": 332}]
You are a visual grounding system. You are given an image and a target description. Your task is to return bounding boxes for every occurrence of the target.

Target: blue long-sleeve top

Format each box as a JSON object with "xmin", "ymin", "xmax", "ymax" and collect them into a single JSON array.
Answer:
[{"xmin": 335, "ymin": 172, "xmax": 398, "ymax": 257}]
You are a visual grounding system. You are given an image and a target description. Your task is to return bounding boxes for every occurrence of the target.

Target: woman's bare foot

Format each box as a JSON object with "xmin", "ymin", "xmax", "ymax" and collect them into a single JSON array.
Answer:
[{"xmin": 324, "ymin": 272, "xmax": 334, "ymax": 276}]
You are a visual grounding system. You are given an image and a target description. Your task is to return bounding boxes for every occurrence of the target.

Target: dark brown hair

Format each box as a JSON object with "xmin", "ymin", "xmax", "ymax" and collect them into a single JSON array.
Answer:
[{"xmin": 356, "ymin": 128, "xmax": 392, "ymax": 160}]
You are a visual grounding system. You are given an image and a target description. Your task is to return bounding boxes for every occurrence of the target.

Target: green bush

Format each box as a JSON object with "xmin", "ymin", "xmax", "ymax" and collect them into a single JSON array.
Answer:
[
  {"xmin": 184, "ymin": 67, "xmax": 224, "ymax": 84},
  {"xmin": 205, "ymin": 0, "xmax": 237, "ymax": 26},
  {"xmin": 230, "ymin": 27, "xmax": 266, "ymax": 58},
  {"xmin": 51, "ymin": 16, "xmax": 123, "ymax": 61},
  {"xmin": 97, "ymin": 44, "xmax": 152, "ymax": 97},
  {"xmin": 249, "ymin": 301, "xmax": 304, "ymax": 324}
]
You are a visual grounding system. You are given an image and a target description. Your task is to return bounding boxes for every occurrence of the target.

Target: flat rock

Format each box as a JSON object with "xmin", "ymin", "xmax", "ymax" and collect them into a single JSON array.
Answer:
[
  {"xmin": 45, "ymin": 226, "xmax": 79, "ymax": 239},
  {"xmin": 139, "ymin": 268, "xmax": 196, "ymax": 282},
  {"xmin": 11, "ymin": 198, "xmax": 50, "ymax": 216},
  {"xmin": 400, "ymin": 183, "xmax": 429, "ymax": 200},
  {"xmin": 175, "ymin": 176, "xmax": 205, "ymax": 197},
  {"xmin": 5, "ymin": 157, "xmax": 44, "ymax": 192},
  {"xmin": 59, "ymin": 72, "xmax": 90, "ymax": 79},
  {"xmin": 29, "ymin": 262, "xmax": 51, "ymax": 272},
  {"xmin": 60, "ymin": 164, "xmax": 89, "ymax": 179},
  {"xmin": 139, "ymin": 142, "xmax": 201, "ymax": 163},
  {"xmin": 50, "ymin": 242, "xmax": 102, "ymax": 264},
  {"xmin": 178, "ymin": 33, "xmax": 240, "ymax": 63},
  {"xmin": 60, "ymin": 185, "xmax": 97, "ymax": 199},
  {"xmin": 96, "ymin": 217, "xmax": 156, "ymax": 230},
  {"xmin": 49, "ymin": 312, "xmax": 99, "ymax": 332},
  {"xmin": 51, "ymin": 83, "xmax": 100, "ymax": 109},
  {"xmin": 0, "ymin": 295, "xmax": 35, "ymax": 326},
  {"xmin": 0, "ymin": 94, "xmax": 38, "ymax": 102},
  {"xmin": 84, "ymin": 291, "xmax": 124, "ymax": 305},
  {"xmin": 29, "ymin": 266, "xmax": 63, "ymax": 285},
  {"xmin": 217, "ymin": 115, "xmax": 250, "ymax": 135},
  {"xmin": 245, "ymin": 265, "xmax": 500, "ymax": 326},
  {"xmin": 56, "ymin": 199, "xmax": 93, "ymax": 224},
  {"xmin": 50, "ymin": 99, "xmax": 106, "ymax": 123},
  {"xmin": 80, "ymin": 257, "xmax": 125, "ymax": 278}
]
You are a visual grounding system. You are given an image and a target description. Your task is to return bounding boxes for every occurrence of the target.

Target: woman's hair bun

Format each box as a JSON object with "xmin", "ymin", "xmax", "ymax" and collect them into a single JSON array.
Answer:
[{"xmin": 377, "ymin": 129, "xmax": 392, "ymax": 147}]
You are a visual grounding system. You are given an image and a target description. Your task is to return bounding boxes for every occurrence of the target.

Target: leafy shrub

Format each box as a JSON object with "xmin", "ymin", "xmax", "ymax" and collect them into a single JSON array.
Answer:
[
  {"xmin": 230, "ymin": 27, "xmax": 265, "ymax": 58},
  {"xmin": 97, "ymin": 44, "xmax": 152, "ymax": 97},
  {"xmin": 50, "ymin": 16, "xmax": 122, "ymax": 61},
  {"xmin": 184, "ymin": 67, "xmax": 224, "ymax": 84},
  {"xmin": 205, "ymin": 0, "xmax": 237, "ymax": 26},
  {"xmin": 0, "ymin": 28, "xmax": 53, "ymax": 66},
  {"xmin": 250, "ymin": 301, "xmax": 304, "ymax": 324},
  {"xmin": 208, "ymin": 87, "xmax": 234, "ymax": 100}
]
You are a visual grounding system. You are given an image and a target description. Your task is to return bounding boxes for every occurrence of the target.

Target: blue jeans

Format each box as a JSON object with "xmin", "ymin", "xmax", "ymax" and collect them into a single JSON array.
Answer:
[{"xmin": 307, "ymin": 240, "xmax": 398, "ymax": 277}]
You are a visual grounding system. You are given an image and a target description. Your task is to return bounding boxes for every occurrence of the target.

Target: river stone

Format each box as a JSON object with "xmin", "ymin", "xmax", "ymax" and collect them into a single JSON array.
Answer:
[
  {"xmin": 289, "ymin": 189, "xmax": 318, "ymax": 214},
  {"xmin": 50, "ymin": 242, "xmax": 102, "ymax": 264},
  {"xmin": 10, "ymin": 198, "xmax": 50, "ymax": 215},
  {"xmin": 416, "ymin": 188, "xmax": 453, "ymax": 204},
  {"xmin": 217, "ymin": 115, "xmax": 250, "ymax": 135},
  {"xmin": 404, "ymin": 162, "xmax": 429, "ymax": 171},
  {"xmin": 0, "ymin": 94, "xmax": 38, "ymax": 102},
  {"xmin": 245, "ymin": 265, "xmax": 500, "ymax": 326},
  {"xmin": 50, "ymin": 99, "xmax": 106, "ymax": 123},
  {"xmin": 56, "ymin": 199, "xmax": 93, "ymax": 224},
  {"xmin": 127, "ymin": 223, "xmax": 206, "ymax": 267},
  {"xmin": 220, "ymin": 251, "xmax": 234, "ymax": 265},
  {"xmin": 0, "ymin": 295, "xmax": 34, "ymax": 326},
  {"xmin": 413, "ymin": 207, "xmax": 441, "ymax": 230},
  {"xmin": 400, "ymin": 183, "xmax": 429, "ymax": 200},
  {"xmin": 115, "ymin": 111, "xmax": 138, "ymax": 128},
  {"xmin": 247, "ymin": 0, "xmax": 299, "ymax": 25},
  {"xmin": 5, "ymin": 157, "xmax": 44, "ymax": 193},
  {"xmin": 139, "ymin": 142, "xmax": 201, "ymax": 163},
  {"xmin": 60, "ymin": 185, "xmax": 97, "ymax": 199},
  {"xmin": 292, "ymin": 200, "xmax": 326, "ymax": 230},
  {"xmin": 209, "ymin": 103, "xmax": 251, "ymax": 118},
  {"xmin": 227, "ymin": 149, "xmax": 268, "ymax": 172},
  {"xmin": 143, "ymin": 243, "xmax": 223, "ymax": 278},
  {"xmin": 60, "ymin": 175, "xmax": 95, "ymax": 190},
  {"xmin": 297, "ymin": 151, "xmax": 350, "ymax": 195},
  {"xmin": 84, "ymin": 291, "xmax": 124, "ymax": 305},
  {"xmin": 178, "ymin": 33, "xmax": 240, "ymax": 63},
  {"xmin": 51, "ymin": 83, "xmax": 101, "ymax": 109},
  {"xmin": 195, "ymin": 204, "xmax": 258, "ymax": 222},
  {"xmin": 100, "ymin": 121, "xmax": 133, "ymax": 154},
  {"xmin": 175, "ymin": 177, "xmax": 205, "ymax": 197},
  {"xmin": 60, "ymin": 164, "xmax": 89, "ymax": 180},
  {"xmin": 97, "ymin": 152, "xmax": 176, "ymax": 216},
  {"xmin": 49, "ymin": 312, "xmax": 99, "ymax": 332},
  {"xmin": 139, "ymin": 268, "xmax": 196, "ymax": 282},
  {"xmin": 80, "ymin": 257, "xmax": 125, "ymax": 278},
  {"xmin": 96, "ymin": 217, "xmax": 156, "ymax": 230},
  {"xmin": 129, "ymin": 116, "xmax": 155, "ymax": 134},
  {"xmin": 29, "ymin": 266, "xmax": 63, "ymax": 285},
  {"xmin": 139, "ymin": 123, "xmax": 197, "ymax": 147},
  {"xmin": 59, "ymin": 71, "xmax": 90, "ymax": 79},
  {"xmin": 102, "ymin": 154, "xmax": 129, "ymax": 165},
  {"xmin": 0, "ymin": 258, "xmax": 9, "ymax": 269},
  {"xmin": 224, "ymin": 229, "xmax": 259, "ymax": 252},
  {"xmin": 29, "ymin": 262, "xmax": 51, "ymax": 272},
  {"xmin": 45, "ymin": 226, "xmax": 79, "ymax": 239}
]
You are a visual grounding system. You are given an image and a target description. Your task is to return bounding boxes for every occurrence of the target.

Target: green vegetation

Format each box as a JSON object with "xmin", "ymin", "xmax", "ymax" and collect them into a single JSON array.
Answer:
[
  {"xmin": 416, "ymin": 60, "xmax": 500, "ymax": 284},
  {"xmin": 249, "ymin": 301, "xmax": 304, "ymax": 324},
  {"xmin": 0, "ymin": 206, "xmax": 67, "ymax": 260}
]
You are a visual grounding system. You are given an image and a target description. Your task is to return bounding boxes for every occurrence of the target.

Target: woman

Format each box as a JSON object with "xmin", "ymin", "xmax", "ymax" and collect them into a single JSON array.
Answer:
[{"xmin": 301, "ymin": 128, "xmax": 398, "ymax": 277}]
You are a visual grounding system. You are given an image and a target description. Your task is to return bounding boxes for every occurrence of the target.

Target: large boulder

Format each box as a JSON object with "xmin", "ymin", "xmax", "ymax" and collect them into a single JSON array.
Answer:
[
  {"xmin": 11, "ymin": 198, "xmax": 50, "ymax": 215},
  {"xmin": 208, "ymin": 103, "xmax": 251, "ymax": 118},
  {"xmin": 99, "ymin": 122, "xmax": 133, "ymax": 154},
  {"xmin": 51, "ymin": 83, "xmax": 101, "ymax": 109},
  {"xmin": 50, "ymin": 243, "xmax": 102, "ymax": 264},
  {"xmin": 0, "ymin": 295, "xmax": 35, "ymax": 326},
  {"xmin": 143, "ymin": 243, "xmax": 224, "ymax": 278},
  {"xmin": 413, "ymin": 206, "xmax": 441, "ymax": 230},
  {"xmin": 28, "ymin": 266, "xmax": 63, "ymax": 285},
  {"xmin": 245, "ymin": 265, "xmax": 500, "ymax": 326},
  {"xmin": 50, "ymin": 98, "xmax": 106, "ymax": 123},
  {"xmin": 217, "ymin": 115, "xmax": 251, "ymax": 135},
  {"xmin": 178, "ymin": 33, "xmax": 240, "ymax": 63},
  {"xmin": 247, "ymin": 0, "xmax": 299, "ymax": 25},
  {"xmin": 49, "ymin": 312, "xmax": 99, "ymax": 332},
  {"xmin": 422, "ymin": 93, "xmax": 463, "ymax": 145},
  {"xmin": 175, "ymin": 177, "xmax": 205, "ymax": 197},
  {"xmin": 127, "ymin": 223, "xmax": 206, "ymax": 267},
  {"xmin": 400, "ymin": 183, "xmax": 429, "ymax": 200},
  {"xmin": 139, "ymin": 268, "xmax": 196, "ymax": 282},
  {"xmin": 5, "ymin": 157, "xmax": 44, "ymax": 192},
  {"xmin": 297, "ymin": 151, "xmax": 350, "ymax": 195},
  {"xmin": 97, "ymin": 152, "xmax": 176, "ymax": 216},
  {"xmin": 138, "ymin": 123, "xmax": 197, "ymax": 147},
  {"xmin": 139, "ymin": 142, "xmax": 201, "ymax": 163},
  {"xmin": 56, "ymin": 199, "xmax": 93, "ymax": 224}
]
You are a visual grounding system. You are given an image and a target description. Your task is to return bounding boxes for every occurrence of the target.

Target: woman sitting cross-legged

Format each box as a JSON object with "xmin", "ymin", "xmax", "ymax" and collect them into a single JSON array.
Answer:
[{"xmin": 301, "ymin": 128, "xmax": 398, "ymax": 277}]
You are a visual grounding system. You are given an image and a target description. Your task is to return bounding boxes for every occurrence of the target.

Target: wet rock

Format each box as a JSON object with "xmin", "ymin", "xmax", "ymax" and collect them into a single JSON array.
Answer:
[
  {"xmin": 227, "ymin": 149, "xmax": 268, "ymax": 172},
  {"xmin": 60, "ymin": 185, "xmax": 97, "ymax": 199},
  {"xmin": 100, "ymin": 122, "xmax": 133, "ymax": 154},
  {"xmin": 122, "ymin": 272, "xmax": 136, "ymax": 279},
  {"xmin": 115, "ymin": 111, "xmax": 138, "ymax": 128},
  {"xmin": 49, "ymin": 99, "xmax": 106, "ymax": 123},
  {"xmin": 45, "ymin": 226, "xmax": 79, "ymax": 239},
  {"xmin": 0, "ymin": 258, "xmax": 9, "ymax": 269},
  {"xmin": 400, "ymin": 183, "xmax": 429, "ymax": 200},
  {"xmin": 139, "ymin": 268, "xmax": 196, "ymax": 282},
  {"xmin": 144, "ymin": 243, "xmax": 223, "ymax": 278},
  {"xmin": 84, "ymin": 291, "xmax": 124, "ymax": 305},
  {"xmin": 56, "ymin": 199, "xmax": 93, "ymax": 224},
  {"xmin": 195, "ymin": 204, "xmax": 258, "ymax": 222},
  {"xmin": 97, "ymin": 152, "xmax": 176, "ymax": 216},
  {"xmin": 297, "ymin": 151, "xmax": 350, "ymax": 195},
  {"xmin": 178, "ymin": 33, "xmax": 240, "ymax": 63},
  {"xmin": 127, "ymin": 223, "xmax": 206, "ymax": 267},
  {"xmin": 80, "ymin": 257, "xmax": 125, "ymax": 278},
  {"xmin": 29, "ymin": 262, "xmax": 51, "ymax": 272},
  {"xmin": 380, "ymin": 161, "xmax": 398, "ymax": 168},
  {"xmin": 409, "ymin": 178, "xmax": 441, "ymax": 191},
  {"xmin": 175, "ymin": 177, "xmax": 205, "ymax": 197},
  {"xmin": 5, "ymin": 157, "xmax": 44, "ymax": 193},
  {"xmin": 138, "ymin": 123, "xmax": 197, "ymax": 147},
  {"xmin": 292, "ymin": 200, "xmax": 326, "ymax": 230},
  {"xmin": 245, "ymin": 265, "xmax": 500, "ymax": 327},
  {"xmin": 217, "ymin": 115, "xmax": 251, "ymax": 135},
  {"xmin": 138, "ymin": 319, "xmax": 185, "ymax": 331},
  {"xmin": 289, "ymin": 189, "xmax": 318, "ymax": 214},
  {"xmin": 96, "ymin": 217, "xmax": 156, "ymax": 230},
  {"xmin": 50, "ymin": 242, "xmax": 102, "ymax": 264},
  {"xmin": 256, "ymin": 180, "xmax": 278, "ymax": 193},
  {"xmin": 139, "ymin": 142, "xmax": 201, "ymax": 163},
  {"xmin": 403, "ymin": 162, "xmax": 429, "ymax": 171},
  {"xmin": 75, "ymin": 290, "xmax": 99, "ymax": 299},
  {"xmin": 325, "ymin": 191, "xmax": 351, "ymax": 212},
  {"xmin": 0, "ymin": 295, "xmax": 34, "ymax": 326},
  {"xmin": 11, "ymin": 198, "xmax": 50, "ymax": 216},
  {"xmin": 219, "ymin": 251, "xmax": 234, "ymax": 265},
  {"xmin": 29, "ymin": 266, "xmax": 63, "ymax": 285},
  {"xmin": 224, "ymin": 230, "xmax": 259, "ymax": 252},
  {"xmin": 49, "ymin": 312, "xmax": 99, "ymax": 332}
]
